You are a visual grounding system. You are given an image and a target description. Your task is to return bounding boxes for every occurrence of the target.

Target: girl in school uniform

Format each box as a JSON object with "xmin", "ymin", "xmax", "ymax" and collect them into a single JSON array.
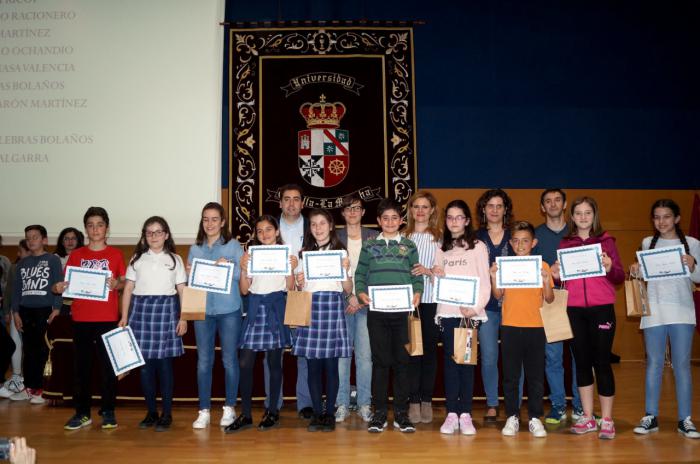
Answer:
[
  {"xmin": 225, "ymin": 215, "xmax": 298, "ymax": 433},
  {"xmin": 432, "ymin": 200, "xmax": 491, "ymax": 435},
  {"xmin": 294, "ymin": 209, "xmax": 352, "ymax": 432},
  {"xmin": 119, "ymin": 216, "xmax": 187, "ymax": 431},
  {"xmin": 631, "ymin": 199, "xmax": 700, "ymax": 439},
  {"xmin": 552, "ymin": 196, "xmax": 624, "ymax": 440}
]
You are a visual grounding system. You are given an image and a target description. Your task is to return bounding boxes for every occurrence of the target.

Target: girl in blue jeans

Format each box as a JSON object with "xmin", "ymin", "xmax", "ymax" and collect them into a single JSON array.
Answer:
[
  {"xmin": 631, "ymin": 199, "xmax": 700, "ymax": 439},
  {"xmin": 188, "ymin": 202, "xmax": 244, "ymax": 430}
]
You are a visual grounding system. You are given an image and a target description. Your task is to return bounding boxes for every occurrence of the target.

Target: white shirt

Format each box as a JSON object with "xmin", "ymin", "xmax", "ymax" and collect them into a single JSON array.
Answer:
[
  {"xmin": 126, "ymin": 250, "xmax": 187, "ymax": 296},
  {"xmin": 280, "ymin": 215, "xmax": 305, "ymax": 257}
]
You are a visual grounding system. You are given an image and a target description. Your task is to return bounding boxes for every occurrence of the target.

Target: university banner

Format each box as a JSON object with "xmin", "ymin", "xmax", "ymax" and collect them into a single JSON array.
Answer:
[{"xmin": 229, "ymin": 25, "xmax": 418, "ymax": 243}]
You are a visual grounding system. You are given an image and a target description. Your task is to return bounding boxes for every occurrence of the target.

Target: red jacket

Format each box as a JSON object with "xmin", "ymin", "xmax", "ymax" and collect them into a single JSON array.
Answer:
[{"xmin": 558, "ymin": 232, "xmax": 625, "ymax": 307}]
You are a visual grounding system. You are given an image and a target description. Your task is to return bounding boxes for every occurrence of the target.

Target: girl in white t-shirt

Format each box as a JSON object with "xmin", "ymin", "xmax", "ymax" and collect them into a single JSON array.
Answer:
[{"xmin": 119, "ymin": 216, "xmax": 187, "ymax": 432}]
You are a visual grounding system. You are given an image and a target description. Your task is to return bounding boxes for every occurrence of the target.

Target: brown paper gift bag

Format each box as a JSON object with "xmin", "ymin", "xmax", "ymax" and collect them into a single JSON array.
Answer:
[
  {"xmin": 453, "ymin": 318, "xmax": 478, "ymax": 365},
  {"xmin": 284, "ymin": 290, "xmax": 312, "ymax": 327},
  {"xmin": 181, "ymin": 286, "xmax": 207, "ymax": 321},
  {"xmin": 625, "ymin": 275, "xmax": 650, "ymax": 317},
  {"xmin": 540, "ymin": 288, "xmax": 573, "ymax": 343},
  {"xmin": 405, "ymin": 310, "xmax": 424, "ymax": 356}
]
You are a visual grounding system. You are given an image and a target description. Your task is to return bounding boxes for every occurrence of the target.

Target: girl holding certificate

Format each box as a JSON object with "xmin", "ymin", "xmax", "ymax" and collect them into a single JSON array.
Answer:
[
  {"xmin": 119, "ymin": 216, "xmax": 188, "ymax": 432},
  {"xmin": 405, "ymin": 191, "xmax": 442, "ymax": 424},
  {"xmin": 225, "ymin": 215, "xmax": 298, "ymax": 433},
  {"xmin": 432, "ymin": 200, "xmax": 491, "ymax": 435},
  {"xmin": 631, "ymin": 199, "xmax": 700, "ymax": 439},
  {"xmin": 188, "ymin": 202, "xmax": 244, "ymax": 430},
  {"xmin": 552, "ymin": 197, "xmax": 624, "ymax": 439},
  {"xmin": 294, "ymin": 209, "xmax": 352, "ymax": 432}
]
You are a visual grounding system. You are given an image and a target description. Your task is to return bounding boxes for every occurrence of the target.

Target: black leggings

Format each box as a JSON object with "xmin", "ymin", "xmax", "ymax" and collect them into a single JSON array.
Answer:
[
  {"xmin": 306, "ymin": 357, "xmax": 339, "ymax": 416},
  {"xmin": 239, "ymin": 348, "xmax": 283, "ymax": 416},
  {"xmin": 408, "ymin": 303, "xmax": 439, "ymax": 403},
  {"xmin": 567, "ymin": 304, "xmax": 616, "ymax": 397}
]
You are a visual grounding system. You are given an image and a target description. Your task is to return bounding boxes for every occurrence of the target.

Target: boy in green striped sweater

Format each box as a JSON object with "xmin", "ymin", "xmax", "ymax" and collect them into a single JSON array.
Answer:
[{"xmin": 355, "ymin": 198, "xmax": 423, "ymax": 433}]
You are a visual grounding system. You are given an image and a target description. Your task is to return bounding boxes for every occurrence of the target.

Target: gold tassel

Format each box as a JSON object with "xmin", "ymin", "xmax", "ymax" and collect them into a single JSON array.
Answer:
[{"xmin": 43, "ymin": 332, "xmax": 53, "ymax": 378}]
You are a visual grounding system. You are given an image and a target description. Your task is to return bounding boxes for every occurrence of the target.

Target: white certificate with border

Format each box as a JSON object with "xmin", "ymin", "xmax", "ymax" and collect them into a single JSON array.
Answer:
[
  {"xmin": 557, "ymin": 244, "xmax": 605, "ymax": 281},
  {"xmin": 188, "ymin": 258, "xmax": 234, "ymax": 294},
  {"xmin": 64, "ymin": 266, "xmax": 111, "ymax": 301},
  {"xmin": 433, "ymin": 275, "xmax": 479, "ymax": 307},
  {"xmin": 303, "ymin": 250, "xmax": 347, "ymax": 282},
  {"xmin": 368, "ymin": 284, "xmax": 414, "ymax": 312},
  {"xmin": 636, "ymin": 245, "xmax": 689, "ymax": 281},
  {"xmin": 101, "ymin": 326, "xmax": 145, "ymax": 376},
  {"xmin": 248, "ymin": 245, "xmax": 291, "ymax": 276},
  {"xmin": 496, "ymin": 256, "xmax": 543, "ymax": 288}
]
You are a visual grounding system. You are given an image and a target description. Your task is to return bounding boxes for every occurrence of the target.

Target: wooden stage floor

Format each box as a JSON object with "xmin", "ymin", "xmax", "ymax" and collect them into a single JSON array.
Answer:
[{"xmin": 1, "ymin": 362, "xmax": 699, "ymax": 463}]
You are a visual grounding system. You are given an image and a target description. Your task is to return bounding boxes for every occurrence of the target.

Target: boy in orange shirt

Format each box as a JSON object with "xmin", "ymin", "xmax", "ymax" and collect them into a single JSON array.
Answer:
[{"xmin": 490, "ymin": 221, "xmax": 554, "ymax": 437}]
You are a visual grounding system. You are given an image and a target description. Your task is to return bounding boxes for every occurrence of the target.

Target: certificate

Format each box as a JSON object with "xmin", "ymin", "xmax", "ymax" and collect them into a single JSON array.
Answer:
[
  {"xmin": 248, "ymin": 245, "xmax": 291, "ymax": 276},
  {"xmin": 101, "ymin": 326, "xmax": 145, "ymax": 376},
  {"xmin": 188, "ymin": 258, "xmax": 234, "ymax": 294},
  {"xmin": 368, "ymin": 284, "xmax": 414, "ymax": 312},
  {"xmin": 557, "ymin": 244, "xmax": 606, "ymax": 281},
  {"xmin": 303, "ymin": 250, "xmax": 347, "ymax": 282},
  {"xmin": 636, "ymin": 245, "xmax": 689, "ymax": 281},
  {"xmin": 64, "ymin": 266, "xmax": 110, "ymax": 301},
  {"xmin": 433, "ymin": 275, "xmax": 480, "ymax": 307},
  {"xmin": 496, "ymin": 256, "xmax": 542, "ymax": 288}
]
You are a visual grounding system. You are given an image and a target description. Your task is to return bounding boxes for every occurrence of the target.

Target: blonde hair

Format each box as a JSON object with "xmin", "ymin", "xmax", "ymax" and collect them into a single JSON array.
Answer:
[{"xmin": 404, "ymin": 191, "xmax": 442, "ymax": 240}]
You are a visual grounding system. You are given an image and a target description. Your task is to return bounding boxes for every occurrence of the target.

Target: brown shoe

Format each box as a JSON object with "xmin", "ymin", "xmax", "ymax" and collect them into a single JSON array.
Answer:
[
  {"xmin": 420, "ymin": 402, "xmax": 433, "ymax": 423},
  {"xmin": 408, "ymin": 403, "xmax": 421, "ymax": 424},
  {"xmin": 484, "ymin": 406, "xmax": 498, "ymax": 423}
]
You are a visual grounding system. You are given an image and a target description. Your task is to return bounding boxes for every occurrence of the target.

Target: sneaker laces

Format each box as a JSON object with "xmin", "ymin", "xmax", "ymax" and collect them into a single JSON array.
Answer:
[
  {"xmin": 640, "ymin": 415, "xmax": 654, "ymax": 427},
  {"xmin": 681, "ymin": 417, "xmax": 696, "ymax": 431}
]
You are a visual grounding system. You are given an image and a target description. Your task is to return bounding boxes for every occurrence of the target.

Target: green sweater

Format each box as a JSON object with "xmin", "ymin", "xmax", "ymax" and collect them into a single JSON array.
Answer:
[{"xmin": 354, "ymin": 235, "xmax": 424, "ymax": 297}]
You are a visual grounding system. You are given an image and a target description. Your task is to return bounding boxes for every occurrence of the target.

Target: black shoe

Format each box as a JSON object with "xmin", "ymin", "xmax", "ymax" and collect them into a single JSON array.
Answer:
[
  {"xmin": 139, "ymin": 411, "xmax": 159, "ymax": 429},
  {"xmin": 368, "ymin": 412, "xmax": 388, "ymax": 433},
  {"xmin": 393, "ymin": 412, "xmax": 416, "ymax": 433},
  {"xmin": 307, "ymin": 415, "xmax": 323, "ymax": 432},
  {"xmin": 633, "ymin": 415, "xmax": 659, "ymax": 435},
  {"xmin": 484, "ymin": 406, "xmax": 499, "ymax": 424},
  {"xmin": 298, "ymin": 406, "xmax": 314, "ymax": 420},
  {"xmin": 321, "ymin": 414, "xmax": 335, "ymax": 432},
  {"xmin": 258, "ymin": 411, "xmax": 280, "ymax": 431},
  {"xmin": 154, "ymin": 414, "xmax": 172, "ymax": 432},
  {"xmin": 224, "ymin": 414, "xmax": 253, "ymax": 434}
]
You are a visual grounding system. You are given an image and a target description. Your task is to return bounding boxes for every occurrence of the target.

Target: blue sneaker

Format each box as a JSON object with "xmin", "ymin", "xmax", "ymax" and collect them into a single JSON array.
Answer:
[
  {"xmin": 545, "ymin": 406, "xmax": 567, "ymax": 424},
  {"xmin": 64, "ymin": 414, "xmax": 92, "ymax": 430},
  {"xmin": 101, "ymin": 410, "xmax": 118, "ymax": 429}
]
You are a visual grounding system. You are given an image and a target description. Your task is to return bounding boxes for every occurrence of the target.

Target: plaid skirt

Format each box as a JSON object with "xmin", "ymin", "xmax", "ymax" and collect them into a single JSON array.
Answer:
[
  {"xmin": 129, "ymin": 294, "xmax": 184, "ymax": 359},
  {"xmin": 241, "ymin": 303, "xmax": 283, "ymax": 351},
  {"xmin": 293, "ymin": 291, "xmax": 351, "ymax": 359}
]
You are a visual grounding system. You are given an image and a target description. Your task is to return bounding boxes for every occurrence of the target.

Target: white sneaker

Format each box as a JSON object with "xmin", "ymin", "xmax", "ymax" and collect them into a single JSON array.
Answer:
[
  {"xmin": 359, "ymin": 405, "xmax": 373, "ymax": 422},
  {"xmin": 28, "ymin": 389, "xmax": 46, "ymax": 405},
  {"xmin": 440, "ymin": 412, "xmax": 459, "ymax": 434},
  {"xmin": 459, "ymin": 413, "xmax": 476, "ymax": 436},
  {"xmin": 529, "ymin": 418, "xmax": 547, "ymax": 437},
  {"xmin": 502, "ymin": 415, "xmax": 519, "ymax": 436},
  {"xmin": 192, "ymin": 409, "xmax": 210, "ymax": 429},
  {"xmin": 0, "ymin": 378, "xmax": 22, "ymax": 398},
  {"xmin": 220, "ymin": 406, "xmax": 235, "ymax": 427},
  {"xmin": 335, "ymin": 405, "xmax": 349, "ymax": 423},
  {"xmin": 9, "ymin": 389, "xmax": 30, "ymax": 401}
]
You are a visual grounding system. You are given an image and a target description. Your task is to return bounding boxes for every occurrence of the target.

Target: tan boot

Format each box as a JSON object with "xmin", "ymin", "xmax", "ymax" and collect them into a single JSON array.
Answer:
[
  {"xmin": 408, "ymin": 403, "xmax": 421, "ymax": 424},
  {"xmin": 420, "ymin": 402, "xmax": 433, "ymax": 423}
]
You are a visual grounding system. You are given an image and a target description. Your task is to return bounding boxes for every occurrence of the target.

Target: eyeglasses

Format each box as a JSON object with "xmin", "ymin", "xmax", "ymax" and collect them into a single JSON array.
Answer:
[
  {"xmin": 145, "ymin": 230, "xmax": 165, "ymax": 238},
  {"xmin": 446, "ymin": 215, "xmax": 467, "ymax": 222},
  {"xmin": 63, "ymin": 236, "xmax": 77, "ymax": 242},
  {"xmin": 344, "ymin": 205, "xmax": 363, "ymax": 212}
]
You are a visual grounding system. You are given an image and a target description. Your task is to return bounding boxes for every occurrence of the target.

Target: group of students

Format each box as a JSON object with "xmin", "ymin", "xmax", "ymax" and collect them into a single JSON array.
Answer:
[{"xmin": 0, "ymin": 185, "xmax": 698, "ymax": 441}]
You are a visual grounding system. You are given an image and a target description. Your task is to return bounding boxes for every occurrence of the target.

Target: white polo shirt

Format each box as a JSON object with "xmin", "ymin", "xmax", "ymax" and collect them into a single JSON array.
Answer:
[{"xmin": 126, "ymin": 250, "xmax": 187, "ymax": 296}]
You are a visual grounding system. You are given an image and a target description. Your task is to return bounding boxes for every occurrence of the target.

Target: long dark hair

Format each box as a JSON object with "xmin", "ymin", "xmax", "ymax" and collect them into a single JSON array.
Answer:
[
  {"xmin": 130, "ymin": 216, "xmax": 178, "ymax": 270},
  {"xmin": 251, "ymin": 215, "xmax": 284, "ymax": 246},
  {"xmin": 649, "ymin": 199, "xmax": 690, "ymax": 254},
  {"xmin": 55, "ymin": 227, "xmax": 85, "ymax": 257},
  {"xmin": 195, "ymin": 202, "xmax": 232, "ymax": 246},
  {"xmin": 301, "ymin": 209, "xmax": 346, "ymax": 252},
  {"xmin": 565, "ymin": 196, "xmax": 604, "ymax": 238},
  {"xmin": 476, "ymin": 188, "xmax": 513, "ymax": 229},
  {"xmin": 442, "ymin": 200, "xmax": 478, "ymax": 252}
]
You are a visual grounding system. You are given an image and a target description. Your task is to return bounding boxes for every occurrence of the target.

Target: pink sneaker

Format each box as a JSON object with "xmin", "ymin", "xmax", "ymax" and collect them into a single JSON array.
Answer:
[
  {"xmin": 459, "ymin": 413, "xmax": 476, "ymax": 435},
  {"xmin": 440, "ymin": 413, "xmax": 459, "ymax": 434},
  {"xmin": 598, "ymin": 417, "xmax": 616, "ymax": 439},
  {"xmin": 571, "ymin": 416, "xmax": 598, "ymax": 435}
]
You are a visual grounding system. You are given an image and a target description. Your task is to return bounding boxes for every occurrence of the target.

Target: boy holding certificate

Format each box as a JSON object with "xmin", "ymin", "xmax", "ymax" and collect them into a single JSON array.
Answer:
[
  {"xmin": 355, "ymin": 198, "xmax": 423, "ymax": 433},
  {"xmin": 55, "ymin": 207, "xmax": 126, "ymax": 430},
  {"xmin": 490, "ymin": 221, "xmax": 554, "ymax": 438},
  {"xmin": 9, "ymin": 225, "xmax": 63, "ymax": 404}
]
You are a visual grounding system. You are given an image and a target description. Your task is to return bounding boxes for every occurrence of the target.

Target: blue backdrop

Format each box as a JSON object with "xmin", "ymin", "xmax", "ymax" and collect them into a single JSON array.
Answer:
[{"xmin": 223, "ymin": 0, "xmax": 699, "ymax": 189}]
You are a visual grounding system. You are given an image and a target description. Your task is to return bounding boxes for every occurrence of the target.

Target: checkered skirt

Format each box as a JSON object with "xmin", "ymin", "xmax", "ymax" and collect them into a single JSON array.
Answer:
[
  {"xmin": 128, "ymin": 294, "xmax": 184, "ymax": 359},
  {"xmin": 241, "ymin": 303, "xmax": 283, "ymax": 351},
  {"xmin": 292, "ymin": 291, "xmax": 350, "ymax": 359}
]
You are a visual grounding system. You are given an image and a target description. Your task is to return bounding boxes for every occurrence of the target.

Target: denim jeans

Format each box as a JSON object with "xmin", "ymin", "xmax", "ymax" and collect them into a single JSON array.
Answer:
[
  {"xmin": 478, "ymin": 310, "xmax": 501, "ymax": 407},
  {"xmin": 336, "ymin": 307, "xmax": 372, "ymax": 409},
  {"xmin": 545, "ymin": 341, "xmax": 582, "ymax": 410},
  {"xmin": 194, "ymin": 311, "xmax": 241, "ymax": 409},
  {"xmin": 643, "ymin": 323, "xmax": 694, "ymax": 420}
]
